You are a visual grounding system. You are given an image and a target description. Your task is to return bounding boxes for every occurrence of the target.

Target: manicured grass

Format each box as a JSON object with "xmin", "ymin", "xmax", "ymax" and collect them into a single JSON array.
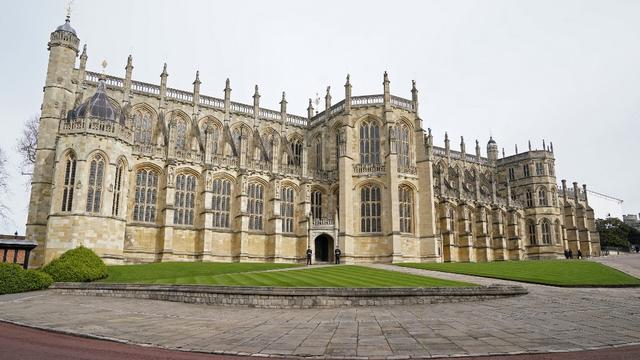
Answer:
[
  {"xmin": 102, "ymin": 263, "xmax": 473, "ymax": 287},
  {"xmin": 101, "ymin": 262, "xmax": 299, "ymax": 283},
  {"xmin": 398, "ymin": 260, "xmax": 640, "ymax": 287}
]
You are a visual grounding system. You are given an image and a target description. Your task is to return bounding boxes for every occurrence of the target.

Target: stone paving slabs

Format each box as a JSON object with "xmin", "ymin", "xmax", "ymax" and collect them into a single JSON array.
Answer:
[{"xmin": 1, "ymin": 256, "xmax": 640, "ymax": 359}]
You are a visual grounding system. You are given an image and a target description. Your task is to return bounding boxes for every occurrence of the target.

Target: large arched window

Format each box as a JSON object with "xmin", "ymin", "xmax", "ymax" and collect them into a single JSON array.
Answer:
[
  {"xmin": 311, "ymin": 190, "xmax": 322, "ymax": 219},
  {"xmin": 133, "ymin": 111, "xmax": 153, "ymax": 144},
  {"xmin": 398, "ymin": 125, "xmax": 410, "ymax": 167},
  {"xmin": 112, "ymin": 160, "xmax": 125, "ymax": 216},
  {"xmin": 541, "ymin": 220, "xmax": 552, "ymax": 244},
  {"xmin": 359, "ymin": 120, "xmax": 380, "ymax": 164},
  {"xmin": 528, "ymin": 221, "xmax": 537, "ymax": 245},
  {"xmin": 538, "ymin": 188, "xmax": 548, "ymax": 206},
  {"xmin": 280, "ymin": 186, "xmax": 294, "ymax": 233},
  {"xmin": 399, "ymin": 185, "xmax": 413, "ymax": 233},
  {"xmin": 86, "ymin": 154, "xmax": 105, "ymax": 213},
  {"xmin": 289, "ymin": 139, "xmax": 303, "ymax": 166},
  {"xmin": 174, "ymin": 174, "xmax": 196, "ymax": 225},
  {"xmin": 61, "ymin": 153, "xmax": 77, "ymax": 212},
  {"xmin": 248, "ymin": 182, "xmax": 264, "ymax": 230},
  {"xmin": 314, "ymin": 137, "xmax": 323, "ymax": 170},
  {"xmin": 212, "ymin": 178, "xmax": 231, "ymax": 228},
  {"xmin": 133, "ymin": 169, "xmax": 158, "ymax": 223},
  {"xmin": 360, "ymin": 185, "xmax": 381, "ymax": 233},
  {"xmin": 175, "ymin": 119, "xmax": 187, "ymax": 150}
]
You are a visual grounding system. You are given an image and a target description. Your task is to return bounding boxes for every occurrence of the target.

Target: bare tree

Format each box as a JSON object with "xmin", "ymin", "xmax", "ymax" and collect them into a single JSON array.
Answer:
[
  {"xmin": 0, "ymin": 146, "xmax": 9, "ymax": 221},
  {"xmin": 16, "ymin": 115, "xmax": 39, "ymax": 178}
]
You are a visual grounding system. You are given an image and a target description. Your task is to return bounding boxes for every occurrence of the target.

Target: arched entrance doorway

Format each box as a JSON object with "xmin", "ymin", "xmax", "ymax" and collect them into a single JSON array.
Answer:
[{"xmin": 314, "ymin": 234, "xmax": 334, "ymax": 262}]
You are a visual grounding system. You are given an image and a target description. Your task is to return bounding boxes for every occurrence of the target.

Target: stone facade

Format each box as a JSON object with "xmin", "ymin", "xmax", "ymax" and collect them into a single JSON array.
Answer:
[{"xmin": 26, "ymin": 18, "xmax": 600, "ymax": 267}]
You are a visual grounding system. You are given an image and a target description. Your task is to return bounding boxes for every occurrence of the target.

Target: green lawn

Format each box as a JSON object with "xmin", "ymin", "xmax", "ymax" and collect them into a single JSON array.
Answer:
[
  {"xmin": 397, "ymin": 260, "xmax": 640, "ymax": 287},
  {"xmin": 102, "ymin": 263, "xmax": 473, "ymax": 288}
]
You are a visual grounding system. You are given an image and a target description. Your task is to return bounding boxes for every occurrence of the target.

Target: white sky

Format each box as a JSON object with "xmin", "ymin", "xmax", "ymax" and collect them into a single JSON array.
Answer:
[{"xmin": 0, "ymin": 0, "xmax": 638, "ymax": 234}]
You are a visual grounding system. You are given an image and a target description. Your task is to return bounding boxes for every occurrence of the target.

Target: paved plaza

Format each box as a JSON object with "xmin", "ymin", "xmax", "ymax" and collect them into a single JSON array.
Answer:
[{"xmin": 1, "ymin": 256, "xmax": 640, "ymax": 359}]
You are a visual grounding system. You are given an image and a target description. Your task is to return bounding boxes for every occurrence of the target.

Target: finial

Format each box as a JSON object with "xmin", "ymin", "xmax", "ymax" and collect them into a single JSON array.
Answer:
[
  {"xmin": 254, "ymin": 84, "xmax": 259, "ymax": 96},
  {"xmin": 225, "ymin": 78, "xmax": 230, "ymax": 89},
  {"xmin": 475, "ymin": 139, "xmax": 479, "ymax": 146},
  {"xmin": 460, "ymin": 136, "xmax": 464, "ymax": 143},
  {"xmin": 515, "ymin": 144, "xmax": 518, "ymax": 154},
  {"xmin": 445, "ymin": 132, "xmax": 449, "ymax": 141},
  {"xmin": 195, "ymin": 70, "xmax": 200, "ymax": 81},
  {"xmin": 346, "ymin": 74, "xmax": 351, "ymax": 86},
  {"xmin": 428, "ymin": 128, "xmax": 432, "ymax": 136},
  {"xmin": 326, "ymin": 86, "xmax": 331, "ymax": 96},
  {"xmin": 81, "ymin": 44, "xmax": 87, "ymax": 57},
  {"xmin": 383, "ymin": 71, "xmax": 389, "ymax": 83},
  {"xmin": 161, "ymin": 63, "xmax": 168, "ymax": 77},
  {"xmin": 308, "ymin": 98, "xmax": 313, "ymax": 108},
  {"xmin": 281, "ymin": 91, "xmax": 286, "ymax": 101},
  {"xmin": 65, "ymin": 0, "xmax": 74, "ymax": 21},
  {"xmin": 528, "ymin": 140, "xmax": 532, "ymax": 151},
  {"xmin": 550, "ymin": 142, "xmax": 554, "ymax": 153},
  {"xmin": 542, "ymin": 139, "xmax": 546, "ymax": 150},
  {"xmin": 502, "ymin": 148, "xmax": 505, "ymax": 157}
]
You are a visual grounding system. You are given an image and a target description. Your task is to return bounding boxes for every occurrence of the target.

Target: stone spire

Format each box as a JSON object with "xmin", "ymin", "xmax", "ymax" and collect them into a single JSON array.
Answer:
[
  {"xmin": 307, "ymin": 98, "xmax": 314, "ymax": 119},
  {"xmin": 475, "ymin": 139, "xmax": 481, "ymax": 158},
  {"xmin": 411, "ymin": 80, "xmax": 418, "ymax": 114},
  {"xmin": 383, "ymin": 71, "xmax": 390, "ymax": 107},
  {"xmin": 223, "ymin": 78, "xmax": 231, "ymax": 123},
  {"xmin": 325, "ymin": 86, "xmax": 331, "ymax": 112},
  {"xmin": 344, "ymin": 74, "xmax": 352, "ymax": 114},
  {"xmin": 460, "ymin": 136, "xmax": 466, "ymax": 155},
  {"xmin": 253, "ymin": 85, "xmax": 260, "ymax": 125},
  {"xmin": 159, "ymin": 63, "xmax": 168, "ymax": 109},
  {"xmin": 528, "ymin": 140, "xmax": 532, "ymax": 151}
]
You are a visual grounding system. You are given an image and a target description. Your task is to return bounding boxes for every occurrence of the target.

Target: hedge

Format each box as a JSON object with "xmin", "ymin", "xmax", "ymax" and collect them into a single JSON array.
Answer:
[
  {"xmin": 0, "ymin": 263, "xmax": 53, "ymax": 295},
  {"xmin": 42, "ymin": 246, "xmax": 107, "ymax": 282}
]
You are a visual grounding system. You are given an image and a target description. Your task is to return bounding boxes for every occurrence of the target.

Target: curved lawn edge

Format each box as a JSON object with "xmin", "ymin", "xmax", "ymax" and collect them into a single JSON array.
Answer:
[
  {"xmin": 397, "ymin": 261, "xmax": 640, "ymax": 288},
  {"xmin": 49, "ymin": 282, "xmax": 527, "ymax": 308}
]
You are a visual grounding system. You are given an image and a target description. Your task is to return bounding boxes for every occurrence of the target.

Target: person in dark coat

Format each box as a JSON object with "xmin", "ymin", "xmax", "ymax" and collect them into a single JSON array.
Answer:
[
  {"xmin": 568, "ymin": 249, "xmax": 573, "ymax": 259},
  {"xmin": 564, "ymin": 249, "xmax": 569, "ymax": 259},
  {"xmin": 306, "ymin": 248, "xmax": 312, "ymax": 265},
  {"xmin": 577, "ymin": 249, "xmax": 582, "ymax": 259},
  {"xmin": 334, "ymin": 248, "xmax": 342, "ymax": 264}
]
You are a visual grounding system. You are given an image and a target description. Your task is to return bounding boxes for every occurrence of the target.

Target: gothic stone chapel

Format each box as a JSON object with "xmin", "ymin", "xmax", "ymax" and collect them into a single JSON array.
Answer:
[{"xmin": 26, "ymin": 18, "xmax": 601, "ymax": 267}]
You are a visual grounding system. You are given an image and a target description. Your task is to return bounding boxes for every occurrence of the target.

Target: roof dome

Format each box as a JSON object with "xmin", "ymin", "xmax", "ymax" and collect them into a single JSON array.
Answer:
[
  {"xmin": 72, "ymin": 79, "xmax": 119, "ymax": 122},
  {"xmin": 55, "ymin": 17, "xmax": 77, "ymax": 35},
  {"xmin": 487, "ymin": 136, "xmax": 497, "ymax": 145}
]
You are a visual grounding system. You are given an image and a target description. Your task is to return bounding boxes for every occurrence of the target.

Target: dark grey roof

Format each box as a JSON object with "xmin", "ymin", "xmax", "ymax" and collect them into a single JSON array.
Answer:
[
  {"xmin": 72, "ymin": 79, "xmax": 119, "ymax": 122},
  {"xmin": 56, "ymin": 18, "xmax": 77, "ymax": 35},
  {"xmin": 487, "ymin": 137, "xmax": 496, "ymax": 145}
]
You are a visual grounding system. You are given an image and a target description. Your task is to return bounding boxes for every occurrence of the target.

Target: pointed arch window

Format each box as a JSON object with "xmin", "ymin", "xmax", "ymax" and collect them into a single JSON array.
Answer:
[
  {"xmin": 133, "ymin": 112, "xmax": 153, "ymax": 145},
  {"xmin": 398, "ymin": 125, "xmax": 411, "ymax": 167},
  {"xmin": 133, "ymin": 169, "xmax": 158, "ymax": 223},
  {"xmin": 85, "ymin": 155, "xmax": 105, "ymax": 213},
  {"xmin": 112, "ymin": 161, "xmax": 125, "ymax": 216},
  {"xmin": 311, "ymin": 190, "xmax": 322, "ymax": 219},
  {"xmin": 281, "ymin": 186, "xmax": 294, "ymax": 233},
  {"xmin": 212, "ymin": 178, "xmax": 231, "ymax": 228},
  {"xmin": 174, "ymin": 174, "xmax": 196, "ymax": 226},
  {"xmin": 526, "ymin": 190, "xmax": 533, "ymax": 207},
  {"xmin": 248, "ymin": 182, "xmax": 264, "ymax": 230},
  {"xmin": 360, "ymin": 185, "xmax": 381, "ymax": 233},
  {"xmin": 541, "ymin": 219, "xmax": 552, "ymax": 244},
  {"xmin": 175, "ymin": 119, "xmax": 187, "ymax": 150},
  {"xmin": 399, "ymin": 185, "xmax": 413, "ymax": 233},
  {"xmin": 359, "ymin": 120, "xmax": 380, "ymax": 164},
  {"xmin": 61, "ymin": 154, "xmax": 77, "ymax": 212},
  {"xmin": 289, "ymin": 139, "xmax": 303, "ymax": 166},
  {"xmin": 314, "ymin": 137, "xmax": 323, "ymax": 170},
  {"xmin": 528, "ymin": 221, "xmax": 537, "ymax": 245},
  {"xmin": 538, "ymin": 188, "xmax": 548, "ymax": 206}
]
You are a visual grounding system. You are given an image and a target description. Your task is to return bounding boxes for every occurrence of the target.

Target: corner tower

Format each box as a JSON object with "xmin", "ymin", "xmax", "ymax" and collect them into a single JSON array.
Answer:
[{"xmin": 26, "ymin": 16, "xmax": 80, "ymax": 267}]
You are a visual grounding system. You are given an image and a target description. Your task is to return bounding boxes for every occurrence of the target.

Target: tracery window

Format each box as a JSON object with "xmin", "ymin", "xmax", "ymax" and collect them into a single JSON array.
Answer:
[
  {"xmin": 523, "ymin": 164, "xmax": 531, "ymax": 177},
  {"xmin": 133, "ymin": 169, "xmax": 158, "ymax": 223},
  {"xmin": 112, "ymin": 161, "xmax": 125, "ymax": 216},
  {"xmin": 86, "ymin": 155, "xmax": 105, "ymax": 213},
  {"xmin": 538, "ymin": 188, "xmax": 548, "ymax": 206},
  {"xmin": 175, "ymin": 119, "xmax": 187, "ymax": 150},
  {"xmin": 133, "ymin": 111, "xmax": 153, "ymax": 145},
  {"xmin": 248, "ymin": 182, "xmax": 264, "ymax": 230},
  {"xmin": 536, "ymin": 162, "xmax": 544, "ymax": 176},
  {"xmin": 360, "ymin": 185, "xmax": 381, "ymax": 233},
  {"xmin": 315, "ymin": 137, "xmax": 323, "ymax": 170},
  {"xmin": 311, "ymin": 190, "xmax": 322, "ymax": 219},
  {"xmin": 359, "ymin": 120, "xmax": 380, "ymax": 164},
  {"xmin": 280, "ymin": 186, "xmax": 294, "ymax": 233},
  {"xmin": 528, "ymin": 221, "xmax": 537, "ymax": 245},
  {"xmin": 398, "ymin": 125, "xmax": 410, "ymax": 167},
  {"xmin": 399, "ymin": 185, "xmax": 413, "ymax": 233},
  {"xmin": 526, "ymin": 190, "xmax": 533, "ymax": 207},
  {"xmin": 508, "ymin": 167, "xmax": 515, "ymax": 181},
  {"xmin": 174, "ymin": 174, "xmax": 196, "ymax": 226},
  {"xmin": 289, "ymin": 140, "xmax": 303, "ymax": 166},
  {"xmin": 541, "ymin": 219, "xmax": 552, "ymax": 244},
  {"xmin": 212, "ymin": 178, "xmax": 231, "ymax": 228},
  {"xmin": 61, "ymin": 154, "xmax": 77, "ymax": 212}
]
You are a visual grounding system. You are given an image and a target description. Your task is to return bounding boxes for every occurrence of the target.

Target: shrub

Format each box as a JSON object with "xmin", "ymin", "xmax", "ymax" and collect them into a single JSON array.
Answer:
[
  {"xmin": 0, "ymin": 263, "xmax": 53, "ymax": 295},
  {"xmin": 42, "ymin": 246, "xmax": 107, "ymax": 282}
]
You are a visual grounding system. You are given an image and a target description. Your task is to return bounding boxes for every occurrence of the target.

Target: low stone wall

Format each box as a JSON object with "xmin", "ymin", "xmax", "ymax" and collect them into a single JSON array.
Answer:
[{"xmin": 50, "ymin": 283, "xmax": 527, "ymax": 308}]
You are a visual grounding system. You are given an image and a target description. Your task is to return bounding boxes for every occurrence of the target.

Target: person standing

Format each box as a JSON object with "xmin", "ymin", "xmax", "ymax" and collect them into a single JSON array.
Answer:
[
  {"xmin": 306, "ymin": 248, "xmax": 312, "ymax": 265},
  {"xmin": 577, "ymin": 249, "xmax": 583, "ymax": 259},
  {"xmin": 334, "ymin": 248, "xmax": 342, "ymax": 264}
]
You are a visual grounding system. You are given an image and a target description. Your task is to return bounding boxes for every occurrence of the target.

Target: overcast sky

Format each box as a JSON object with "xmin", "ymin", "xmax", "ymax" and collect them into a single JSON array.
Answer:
[{"xmin": 0, "ymin": 0, "xmax": 638, "ymax": 234}]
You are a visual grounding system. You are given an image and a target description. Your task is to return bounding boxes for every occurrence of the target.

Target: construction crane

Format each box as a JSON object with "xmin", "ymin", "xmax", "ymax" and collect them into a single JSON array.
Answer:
[{"xmin": 587, "ymin": 189, "xmax": 623, "ymax": 204}]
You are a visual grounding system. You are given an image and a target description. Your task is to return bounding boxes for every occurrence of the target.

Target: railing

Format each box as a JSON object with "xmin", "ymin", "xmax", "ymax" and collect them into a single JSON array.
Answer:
[
  {"xmin": 60, "ymin": 117, "xmax": 133, "ymax": 143},
  {"xmin": 353, "ymin": 163, "xmax": 385, "ymax": 174},
  {"xmin": 230, "ymin": 101, "xmax": 253, "ymax": 115},
  {"xmin": 280, "ymin": 164, "xmax": 302, "ymax": 176},
  {"xmin": 84, "ymin": 71, "xmax": 124, "ymax": 89},
  {"xmin": 175, "ymin": 149, "xmax": 203, "ymax": 162},
  {"xmin": 260, "ymin": 108, "xmax": 280, "ymax": 121},
  {"xmin": 390, "ymin": 95, "xmax": 413, "ymax": 111},
  {"xmin": 312, "ymin": 169, "xmax": 337, "ymax": 181},
  {"xmin": 330, "ymin": 100, "xmax": 345, "ymax": 116},
  {"xmin": 133, "ymin": 144, "xmax": 165, "ymax": 158},
  {"xmin": 287, "ymin": 114, "xmax": 307, "ymax": 127},
  {"xmin": 131, "ymin": 80, "xmax": 161, "ymax": 95},
  {"xmin": 212, "ymin": 156, "xmax": 239, "ymax": 168},
  {"xmin": 432, "ymin": 146, "xmax": 447, "ymax": 157},
  {"xmin": 312, "ymin": 217, "xmax": 335, "ymax": 227},
  {"xmin": 167, "ymin": 88, "xmax": 193, "ymax": 103},
  {"xmin": 199, "ymin": 95, "xmax": 224, "ymax": 109},
  {"xmin": 248, "ymin": 160, "xmax": 271, "ymax": 172},
  {"xmin": 431, "ymin": 146, "xmax": 490, "ymax": 165},
  {"xmin": 351, "ymin": 94, "xmax": 384, "ymax": 107},
  {"xmin": 398, "ymin": 165, "xmax": 417, "ymax": 175}
]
